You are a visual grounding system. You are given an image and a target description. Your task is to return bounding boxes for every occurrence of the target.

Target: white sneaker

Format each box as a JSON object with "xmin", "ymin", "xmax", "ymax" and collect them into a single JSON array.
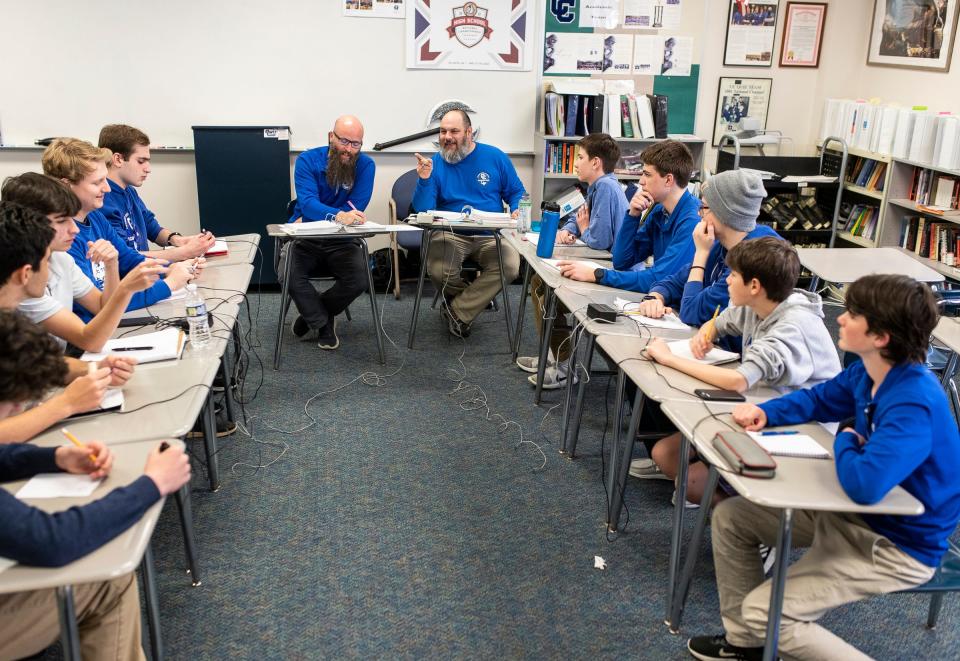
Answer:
[
  {"xmin": 671, "ymin": 490, "xmax": 700, "ymax": 509},
  {"xmin": 629, "ymin": 458, "xmax": 672, "ymax": 481},
  {"xmin": 527, "ymin": 364, "xmax": 576, "ymax": 390},
  {"xmin": 759, "ymin": 544, "xmax": 777, "ymax": 575},
  {"xmin": 515, "ymin": 356, "xmax": 541, "ymax": 373}
]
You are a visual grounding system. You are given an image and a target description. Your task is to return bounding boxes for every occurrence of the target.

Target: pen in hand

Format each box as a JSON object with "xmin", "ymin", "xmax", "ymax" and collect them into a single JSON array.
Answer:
[{"xmin": 347, "ymin": 201, "xmax": 365, "ymax": 225}]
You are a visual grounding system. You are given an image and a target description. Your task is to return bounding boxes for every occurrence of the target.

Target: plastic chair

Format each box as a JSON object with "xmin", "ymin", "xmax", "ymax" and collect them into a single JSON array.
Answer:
[
  {"xmin": 388, "ymin": 169, "xmax": 421, "ymax": 299},
  {"xmin": 899, "ymin": 536, "xmax": 960, "ymax": 628}
]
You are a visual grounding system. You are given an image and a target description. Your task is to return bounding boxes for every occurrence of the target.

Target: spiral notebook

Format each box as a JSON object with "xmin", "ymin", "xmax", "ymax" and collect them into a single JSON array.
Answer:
[{"xmin": 747, "ymin": 432, "xmax": 831, "ymax": 459}]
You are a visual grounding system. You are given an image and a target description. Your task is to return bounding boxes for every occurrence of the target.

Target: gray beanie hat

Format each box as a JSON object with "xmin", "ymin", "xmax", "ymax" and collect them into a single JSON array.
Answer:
[{"xmin": 701, "ymin": 169, "xmax": 766, "ymax": 232}]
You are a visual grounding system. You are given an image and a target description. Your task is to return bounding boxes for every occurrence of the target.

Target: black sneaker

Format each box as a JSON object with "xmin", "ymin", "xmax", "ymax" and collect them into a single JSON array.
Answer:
[
  {"xmin": 441, "ymin": 306, "xmax": 471, "ymax": 338},
  {"xmin": 317, "ymin": 318, "xmax": 339, "ymax": 350},
  {"xmin": 292, "ymin": 314, "xmax": 310, "ymax": 338},
  {"xmin": 186, "ymin": 407, "xmax": 238, "ymax": 439},
  {"xmin": 687, "ymin": 635, "xmax": 764, "ymax": 661}
]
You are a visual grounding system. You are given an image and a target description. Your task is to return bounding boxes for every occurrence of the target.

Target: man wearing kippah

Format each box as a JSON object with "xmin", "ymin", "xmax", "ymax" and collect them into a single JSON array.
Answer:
[{"xmin": 633, "ymin": 169, "xmax": 781, "ymax": 329}]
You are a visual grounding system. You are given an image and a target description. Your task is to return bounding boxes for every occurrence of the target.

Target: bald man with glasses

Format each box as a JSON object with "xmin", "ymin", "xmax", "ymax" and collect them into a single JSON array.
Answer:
[{"xmin": 285, "ymin": 115, "xmax": 375, "ymax": 350}]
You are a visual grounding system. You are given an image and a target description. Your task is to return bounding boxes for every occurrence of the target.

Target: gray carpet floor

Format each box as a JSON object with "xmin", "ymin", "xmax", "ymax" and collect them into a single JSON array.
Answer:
[{"xmin": 140, "ymin": 282, "xmax": 960, "ymax": 659}]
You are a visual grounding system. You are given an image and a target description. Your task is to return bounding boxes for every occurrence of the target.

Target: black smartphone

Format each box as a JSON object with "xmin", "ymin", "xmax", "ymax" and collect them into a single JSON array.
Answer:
[
  {"xmin": 118, "ymin": 315, "xmax": 158, "ymax": 327},
  {"xmin": 694, "ymin": 388, "xmax": 746, "ymax": 402}
]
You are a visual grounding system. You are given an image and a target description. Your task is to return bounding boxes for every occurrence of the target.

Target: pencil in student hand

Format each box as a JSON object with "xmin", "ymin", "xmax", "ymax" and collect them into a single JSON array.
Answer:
[
  {"xmin": 61, "ymin": 428, "xmax": 98, "ymax": 463},
  {"xmin": 705, "ymin": 304, "xmax": 720, "ymax": 341}
]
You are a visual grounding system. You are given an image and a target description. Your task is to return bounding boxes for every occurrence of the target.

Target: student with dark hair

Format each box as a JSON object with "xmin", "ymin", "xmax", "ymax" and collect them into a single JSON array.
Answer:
[
  {"xmin": 99, "ymin": 124, "xmax": 215, "ymax": 259},
  {"xmin": 515, "ymin": 133, "xmax": 628, "ymax": 388},
  {"xmin": 556, "ymin": 139, "xmax": 699, "ymax": 294},
  {"xmin": 0, "ymin": 202, "xmax": 139, "ymax": 443},
  {"xmin": 1, "ymin": 173, "xmax": 167, "ymax": 350},
  {"xmin": 634, "ymin": 168, "xmax": 780, "ymax": 327},
  {"xmin": 0, "ymin": 310, "xmax": 192, "ymax": 661},
  {"xmin": 687, "ymin": 274, "xmax": 960, "ymax": 661},
  {"xmin": 643, "ymin": 237, "xmax": 841, "ymax": 500}
]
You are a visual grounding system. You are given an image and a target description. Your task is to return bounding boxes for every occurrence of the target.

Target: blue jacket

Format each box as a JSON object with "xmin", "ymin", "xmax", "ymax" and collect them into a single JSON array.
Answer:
[
  {"xmin": 560, "ymin": 173, "xmax": 627, "ymax": 250},
  {"xmin": 289, "ymin": 146, "xmax": 375, "ymax": 221},
  {"xmin": 760, "ymin": 361, "xmax": 960, "ymax": 567},
  {"xmin": 0, "ymin": 444, "xmax": 160, "ymax": 567},
  {"xmin": 650, "ymin": 224, "xmax": 780, "ymax": 326},
  {"xmin": 412, "ymin": 143, "xmax": 525, "ymax": 214},
  {"xmin": 101, "ymin": 179, "xmax": 163, "ymax": 251},
  {"xmin": 600, "ymin": 189, "xmax": 700, "ymax": 292},
  {"xmin": 68, "ymin": 210, "xmax": 172, "ymax": 321}
]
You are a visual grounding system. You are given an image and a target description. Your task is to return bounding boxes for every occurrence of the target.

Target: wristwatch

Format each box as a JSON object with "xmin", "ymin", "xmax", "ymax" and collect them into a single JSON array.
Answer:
[
  {"xmin": 167, "ymin": 231, "xmax": 182, "ymax": 246},
  {"xmin": 642, "ymin": 295, "xmax": 658, "ymax": 301},
  {"xmin": 593, "ymin": 267, "xmax": 605, "ymax": 283}
]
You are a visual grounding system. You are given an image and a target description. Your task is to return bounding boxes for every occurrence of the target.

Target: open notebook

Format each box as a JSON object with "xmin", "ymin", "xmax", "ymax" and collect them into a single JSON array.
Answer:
[
  {"xmin": 666, "ymin": 339, "xmax": 739, "ymax": 365},
  {"xmin": 282, "ymin": 220, "xmax": 386, "ymax": 235},
  {"xmin": 81, "ymin": 328, "xmax": 185, "ymax": 364},
  {"xmin": 747, "ymin": 431, "xmax": 831, "ymax": 459}
]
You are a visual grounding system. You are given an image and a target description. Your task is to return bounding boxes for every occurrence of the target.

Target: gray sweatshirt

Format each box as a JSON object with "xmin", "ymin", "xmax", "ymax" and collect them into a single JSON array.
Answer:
[{"xmin": 713, "ymin": 289, "xmax": 842, "ymax": 389}]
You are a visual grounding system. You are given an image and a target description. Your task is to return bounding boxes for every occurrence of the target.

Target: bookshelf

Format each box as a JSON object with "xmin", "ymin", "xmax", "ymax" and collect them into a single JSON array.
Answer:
[
  {"xmin": 533, "ymin": 133, "xmax": 706, "ymax": 215},
  {"xmin": 825, "ymin": 145, "xmax": 892, "ymax": 248}
]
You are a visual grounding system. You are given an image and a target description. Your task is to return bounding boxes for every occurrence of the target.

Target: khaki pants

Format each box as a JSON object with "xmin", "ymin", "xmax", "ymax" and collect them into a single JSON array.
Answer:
[
  {"xmin": 530, "ymin": 274, "xmax": 572, "ymax": 362},
  {"xmin": 713, "ymin": 497, "xmax": 935, "ymax": 660},
  {"xmin": 0, "ymin": 574, "xmax": 145, "ymax": 661},
  {"xmin": 426, "ymin": 233, "xmax": 520, "ymax": 324}
]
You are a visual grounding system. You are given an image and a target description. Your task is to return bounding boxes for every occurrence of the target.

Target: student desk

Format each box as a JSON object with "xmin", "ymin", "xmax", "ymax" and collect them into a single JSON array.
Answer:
[
  {"xmin": 0, "ymin": 439, "xmax": 182, "ymax": 661},
  {"xmin": 266, "ymin": 223, "xmax": 399, "ymax": 369},
  {"xmin": 797, "ymin": 247, "xmax": 944, "ymax": 292},
  {"xmin": 203, "ymin": 233, "xmax": 261, "ymax": 268},
  {"xmin": 405, "ymin": 217, "xmax": 515, "ymax": 351},
  {"xmin": 659, "ymin": 401, "xmax": 923, "ymax": 660},
  {"xmin": 593, "ymin": 334, "xmax": 785, "ymax": 533}
]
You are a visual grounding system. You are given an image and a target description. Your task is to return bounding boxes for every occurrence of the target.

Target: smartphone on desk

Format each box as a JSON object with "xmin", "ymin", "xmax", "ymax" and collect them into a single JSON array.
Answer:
[{"xmin": 694, "ymin": 388, "xmax": 746, "ymax": 402}]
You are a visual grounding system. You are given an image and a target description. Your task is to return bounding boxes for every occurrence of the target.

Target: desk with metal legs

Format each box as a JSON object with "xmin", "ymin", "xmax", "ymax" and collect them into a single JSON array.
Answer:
[
  {"xmin": 659, "ymin": 402, "xmax": 922, "ymax": 660},
  {"xmin": 407, "ymin": 219, "xmax": 516, "ymax": 351},
  {"xmin": 267, "ymin": 223, "xmax": 394, "ymax": 369},
  {"xmin": 0, "ymin": 439, "xmax": 183, "ymax": 661}
]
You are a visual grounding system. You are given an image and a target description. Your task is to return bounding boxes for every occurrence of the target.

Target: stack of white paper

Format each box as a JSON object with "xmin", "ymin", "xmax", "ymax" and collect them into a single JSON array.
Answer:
[{"xmin": 747, "ymin": 431, "xmax": 831, "ymax": 459}]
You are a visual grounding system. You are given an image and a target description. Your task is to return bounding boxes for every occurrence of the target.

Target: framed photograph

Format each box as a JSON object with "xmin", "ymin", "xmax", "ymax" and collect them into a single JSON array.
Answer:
[
  {"xmin": 867, "ymin": 0, "xmax": 959, "ymax": 72},
  {"xmin": 713, "ymin": 77, "xmax": 773, "ymax": 146},
  {"xmin": 779, "ymin": 2, "xmax": 827, "ymax": 67},
  {"xmin": 723, "ymin": 0, "xmax": 780, "ymax": 66}
]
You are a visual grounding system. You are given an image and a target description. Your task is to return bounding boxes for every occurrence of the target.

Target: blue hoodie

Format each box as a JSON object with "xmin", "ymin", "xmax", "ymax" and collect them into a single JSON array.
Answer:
[
  {"xmin": 289, "ymin": 146, "xmax": 376, "ymax": 221},
  {"xmin": 101, "ymin": 179, "xmax": 163, "ymax": 251},
  {"xmin": 649, "ymin": 224, "xmax": 781, "ymax": 326},
  {"xmin": 599, "ymin": 189, "xmax": 700, "ymax": 292},
  {"xmin": 760, "ymin": 361, "xmax": 960, "ymax": 567},
  {"xmin": 412, "ymin": 143, "xmax": 525, "ymax": 214},
  {"xmin": 67, "ymin": 210, "xmax": 172, "ymax": 321}
]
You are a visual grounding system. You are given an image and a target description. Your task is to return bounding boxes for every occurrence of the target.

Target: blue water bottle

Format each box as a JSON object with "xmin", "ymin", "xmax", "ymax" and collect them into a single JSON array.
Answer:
[{"xmin": 536, "ymin": 202, "xmax": 561, "ymax": 259}]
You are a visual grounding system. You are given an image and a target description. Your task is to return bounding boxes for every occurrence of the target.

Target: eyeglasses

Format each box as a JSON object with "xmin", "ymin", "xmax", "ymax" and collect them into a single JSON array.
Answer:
[
  {"xmin": 698, "ymin": 204, "xmax": 711, "ymax": 218},
  {"xmin": 333, "ymin": 132, "xmax": 362, "ymax": 150}
]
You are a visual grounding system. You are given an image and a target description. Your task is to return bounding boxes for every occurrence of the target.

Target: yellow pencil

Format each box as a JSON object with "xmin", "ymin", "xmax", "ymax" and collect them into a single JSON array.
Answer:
[
  {"xmin": 705, "ymin": 304, "xmax": 720, "ymax": 341},
  {"xmin": 61, "ymin": 428, "xmax": 97, "ymax": 463}
]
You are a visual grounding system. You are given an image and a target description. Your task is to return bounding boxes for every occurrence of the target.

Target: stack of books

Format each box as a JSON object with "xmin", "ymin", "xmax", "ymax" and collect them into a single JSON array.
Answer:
[
  {"xmin": 909, "ymin": 168, "xmax": 960, "ymax": 209},
  {"xmin": 845, "ymin": 158, "xmax": 886, "ymax": 191},
  {"xmin": 900, "ymin": 216, "xmax": 960, "ymax": 265}
]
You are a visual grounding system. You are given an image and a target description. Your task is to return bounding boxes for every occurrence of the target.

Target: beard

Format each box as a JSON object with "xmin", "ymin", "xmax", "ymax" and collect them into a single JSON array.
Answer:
[
  {"xmin": 326, "ymin": 145, "xmax": 358, "ymax": 189},
  {"xmin": 439, "ymin": 139, "xmax": 472, "ymax": 165}
]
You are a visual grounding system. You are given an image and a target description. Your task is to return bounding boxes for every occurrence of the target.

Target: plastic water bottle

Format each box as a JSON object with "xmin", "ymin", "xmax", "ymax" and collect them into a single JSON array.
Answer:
[
  {"xmin": 518, "ymin": 193, "xmax": 532, "ymax": 232},
  {"xmin": 184, "ymin": 284, "xmax": 211, "ymax": 349}
]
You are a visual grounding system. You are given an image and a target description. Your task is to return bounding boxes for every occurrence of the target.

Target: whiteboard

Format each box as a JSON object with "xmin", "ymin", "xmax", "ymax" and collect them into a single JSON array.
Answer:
[{"xmin": 0, "ymin": 0, "xmax": 539, "ymax": 153}]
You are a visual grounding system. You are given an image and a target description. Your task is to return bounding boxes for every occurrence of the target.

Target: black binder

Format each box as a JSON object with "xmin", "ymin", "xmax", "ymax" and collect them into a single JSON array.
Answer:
[{"xmin": 652, "ymin": 95, "xmax": 669, "ymax": 139}]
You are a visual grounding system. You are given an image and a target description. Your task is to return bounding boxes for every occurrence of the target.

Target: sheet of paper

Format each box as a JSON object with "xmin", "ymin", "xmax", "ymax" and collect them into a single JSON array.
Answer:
[
  {"xmin": 524, "ymin": 232, "xmax": 586, "ymax": 247},
  {"xmin": 16, "ymin": 473, "xmax": 101, "ymax": 499},
  {"xmin": 624, "ymin": 0, "xmax": 682, "ymax": 29},
  {"xmin": 205, "ymin": 239, "xmax": 229, "ymax": 255},
  {"xmin": 781, "ymin": 175, "xmax": 838, "ymax": 184},
  {"xmin": 633, "ymin": 35, "xmax": 693, "ymax": 76},
  {"xmin": 579, "ymin": 0, "xmax": 620, "ymax": 29},
  {"xmin": 542, "ymin": 258, "xmax": 608, "ymax": 272},
  {"xmin": 0, "ymin": 557, "xmax": 14, "ymax": 574},
  {"xmin": 281, "ymin": 220, "xmax": 340, "ymax": 234},
  {"xmin": 81, "ymin": 327, "xmax": 184, "ymax": 364},
  {"xmin": 666, "ymin": 339, "xmax": 739, "ymax": 365},
  {"xmin": 747, "ymin": 432, "xmax": 831, "ymax": 459},
  {"xmin": 616, "ymin": 299, "xmax": 691, "ymax": 330}
]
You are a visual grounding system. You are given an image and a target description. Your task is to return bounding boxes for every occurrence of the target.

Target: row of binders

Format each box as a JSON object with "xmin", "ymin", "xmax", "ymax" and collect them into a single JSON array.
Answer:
[
  {"xmin": 840, "ymin": 203, "xmax": 880, "ymax": 241},
  {"xmin": 845, "ymin": 158, "xmax": 886, "ymax": 192},
  {"xmin": 820, "ymin": 99, "xmax": 960, "ymax": 171},
  {"xmin": 544, "ymin": 92, "xmax": 667, "ymax": 139},
  {"xmin": 909, "ymin": 166, "xmax": 960, "ymax": 211},
  {"xmin": 900, "ymin": 216, "xmax": 960, "ymax": 266}
]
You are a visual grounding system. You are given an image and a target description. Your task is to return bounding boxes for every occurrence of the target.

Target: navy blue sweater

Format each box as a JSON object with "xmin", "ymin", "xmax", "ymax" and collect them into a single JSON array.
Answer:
[
  {"xmin": 600, "ymin": 189, "xmax": 699, "ymax": 292},
  {"xmin": 760, "ymin": 361, "xmax": 960, "ymax": 567},
  {"xmin": 0, "ymin": 445, "xmax": 160, "ymax": 567}
]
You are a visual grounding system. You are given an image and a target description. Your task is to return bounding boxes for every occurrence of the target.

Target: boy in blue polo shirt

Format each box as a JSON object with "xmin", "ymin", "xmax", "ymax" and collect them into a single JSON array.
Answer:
[
  {"xmin": 99, "ymin": 124, "xmax": 215, "ymax": 260},
  {"xmin": 687, "ymin": 274, "xmax": 960, "ymax": 661}
]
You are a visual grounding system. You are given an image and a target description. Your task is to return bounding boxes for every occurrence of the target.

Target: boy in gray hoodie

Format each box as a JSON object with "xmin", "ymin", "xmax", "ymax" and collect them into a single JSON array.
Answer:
[{"xmin": 644, "ymin": 236, "xmax": 842, "ymax": 506}]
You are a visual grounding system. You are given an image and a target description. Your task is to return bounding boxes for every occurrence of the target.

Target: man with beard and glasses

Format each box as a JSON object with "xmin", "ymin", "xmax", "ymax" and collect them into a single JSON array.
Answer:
[
  {"xmin": 411, "ymin": 109, "xmax": 525, "ymax": 338},
  {"xmin": 286, "ymin": 115, "xmax": 375, "ymax": 350}
]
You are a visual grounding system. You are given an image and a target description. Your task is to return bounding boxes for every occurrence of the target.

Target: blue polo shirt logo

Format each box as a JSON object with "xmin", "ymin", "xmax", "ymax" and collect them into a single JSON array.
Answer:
[{"xmin": 477, "ymin": 171, "xmax": 490, "ymax": 186}]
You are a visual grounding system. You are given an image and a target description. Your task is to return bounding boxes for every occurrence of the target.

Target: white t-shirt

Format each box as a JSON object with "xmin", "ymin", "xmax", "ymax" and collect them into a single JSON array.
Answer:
[{"xmin": 18, "ymin": 252, "xmax": 96, "ymax": 327}]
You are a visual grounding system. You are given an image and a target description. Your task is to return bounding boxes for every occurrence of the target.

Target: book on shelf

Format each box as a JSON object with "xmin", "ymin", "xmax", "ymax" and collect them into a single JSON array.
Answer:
[
  {"xmin": 620, "ymin": 95, "xmax": 634, "ymax": 138},
  {"xmin": 900, "ymin": 215, "xmax": 960, "ymax": 266},
  {"xmin": 844, "ymin": 157, "xmax": 887, "ymax": 192},
  {"xmin": 840, "ymin": 203, "xmax": 880, "ymax": 240},
  {"xmin": 910, "ymin": 166, "xmax": 960, "ymax": 209},
  {"xmin": 544, "ymin": 142, "xmax": 581, "ymax": 175}
]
